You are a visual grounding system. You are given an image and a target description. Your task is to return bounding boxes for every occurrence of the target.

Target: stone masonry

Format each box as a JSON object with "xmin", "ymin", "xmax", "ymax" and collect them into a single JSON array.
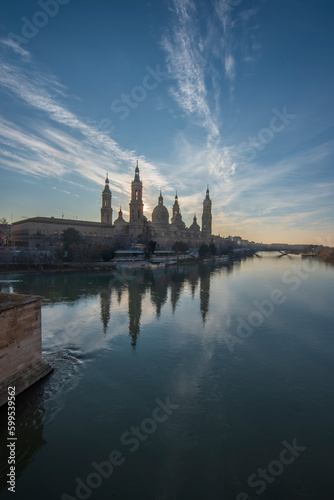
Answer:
[{"xmin": 0, "ymin": 293, "xmax": 53, "ymax": 407}]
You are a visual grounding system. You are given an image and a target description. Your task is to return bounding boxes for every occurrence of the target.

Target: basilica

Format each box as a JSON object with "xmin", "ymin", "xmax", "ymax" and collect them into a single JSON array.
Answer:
[
  {"xmin": 101, "ymin": 162, "xmax": 213, "ymax": 249},
  {"xmin": 12, "ymin": 162, "xmax": 214, "ymax": 250}
]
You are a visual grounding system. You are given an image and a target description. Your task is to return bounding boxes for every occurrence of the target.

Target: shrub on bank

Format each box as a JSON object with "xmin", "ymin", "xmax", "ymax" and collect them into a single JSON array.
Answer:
[{"xmin": 318, "ymin": 248, "xmax": 334, "ymax": 264}]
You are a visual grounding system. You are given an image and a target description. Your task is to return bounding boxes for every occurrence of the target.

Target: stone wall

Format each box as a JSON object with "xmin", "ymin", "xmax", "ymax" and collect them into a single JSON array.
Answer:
[{"xmin": 0, "ymin": 293, "xmax": 53, "ymax": 407}]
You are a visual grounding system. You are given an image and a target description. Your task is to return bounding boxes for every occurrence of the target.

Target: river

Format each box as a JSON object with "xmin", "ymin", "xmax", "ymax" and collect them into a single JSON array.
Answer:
[{"xmin": 0, "ymin": 252, "xmax": 333, "ymax": 500}]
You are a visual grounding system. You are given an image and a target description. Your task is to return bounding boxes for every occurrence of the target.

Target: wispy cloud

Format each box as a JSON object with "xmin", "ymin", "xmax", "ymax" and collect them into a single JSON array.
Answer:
[
  {"xmin": 161, "ymin": 0, "xmax": 241, "ymax": 203},
  {"xmin": 0, "ymin": 38, "xmax": 171, "ymax": 212},
  {"xmin": 210, "ymin": 138, "xmax": 334, "ymax": 240},
  {"xmin": 214, "ymin": 2, "xmax": 260, "ymax": 87},
  {"xmin": 0, "ymin": 37, "xmax": 31, "ymax": 61},
  {"xmin": 161, "ymin": 0, "xmax": 262, "ymax": 195},
  {"xmin": 162, "ymin": 0, "xmax": 219, "ymax": 143}
]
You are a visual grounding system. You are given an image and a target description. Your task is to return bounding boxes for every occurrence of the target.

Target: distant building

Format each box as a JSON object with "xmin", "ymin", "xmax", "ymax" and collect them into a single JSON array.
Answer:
[
  {"xmin": 12, "ymin": 162, "xmax": 217, "ymax": 250},
  {"xmin": 12, "ymin": 216, "xmax": 113, "ymax": 248}
]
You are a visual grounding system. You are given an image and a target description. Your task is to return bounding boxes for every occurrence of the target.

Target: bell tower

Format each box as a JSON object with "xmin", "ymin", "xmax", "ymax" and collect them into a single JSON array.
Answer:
[
  {"xmin": 171, "ymin": 192, "xmax": 179, "ymax": 223},
  {"xmin": 129, "ymin": 160, "xmax": 144, "ymax": 222},
  {"xmin": 201, "ymin": 186, "xmax": 212, "ymax": 241},
  {"xmin": 101, "ymin": 173, "xmax": 113, "ymax": 224}
]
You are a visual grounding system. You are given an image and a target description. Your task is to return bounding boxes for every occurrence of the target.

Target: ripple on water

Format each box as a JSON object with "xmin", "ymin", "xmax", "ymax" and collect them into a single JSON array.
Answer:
[
  {"xmin": 39, "ymin": 348, "xmax": 86, "ymax": 424},
  {"xmin": 0, "ymin": 348, "xmax": 82, "ymax": 489}
]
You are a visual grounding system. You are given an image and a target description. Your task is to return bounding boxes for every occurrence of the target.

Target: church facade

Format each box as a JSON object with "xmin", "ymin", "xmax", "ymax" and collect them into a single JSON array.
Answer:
[
  {"xmin": 12, "ymin": 162, "xmax": 214, "ymax": 250},
  {"xmin": 105, "ymin": 162, "xmax": 213, "ymax": 249}
]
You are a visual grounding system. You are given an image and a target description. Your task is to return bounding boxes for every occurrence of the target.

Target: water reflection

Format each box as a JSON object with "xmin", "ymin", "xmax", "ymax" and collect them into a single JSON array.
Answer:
[
  {"xmin": 199, "ymin": 264, "xmax": 211, "ymax": 322},
  {"xmin": 1, "ymin": 255, "xmax": 334, "ymax": 499},
  {"xmin": 0, "ymin": 263, "xmax": 234, "ymax": 350},
  {"xmin": 0, "ymin": 349, "xmax": 82, "ymax": 494},
  {"xmin": 0, "ymin": 381, "xmax": 46, "ymax": 491},
  {"xmin": 128, "ymin": 275, "xmax": 146, "ymax": 348},
  {"xmin": 0, "ymin": 263, "xmax": 233, "ymax": 492},
  {"xmin": 150, "ymin": 271, "xmax": 169, "ymax": 317},
  {"xmin": 100, "ymin": 287, "xmax": 112, "ymax": 334}
]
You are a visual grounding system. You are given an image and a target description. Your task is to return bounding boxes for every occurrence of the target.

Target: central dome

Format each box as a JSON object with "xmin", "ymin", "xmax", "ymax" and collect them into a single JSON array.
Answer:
[{"xmin": 152, "ymin": 192, "xmax": 169, "ymax": 226}]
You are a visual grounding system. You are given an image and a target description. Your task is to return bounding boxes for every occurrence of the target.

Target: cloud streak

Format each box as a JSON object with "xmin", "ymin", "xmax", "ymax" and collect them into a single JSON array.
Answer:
[
  {"xmin": 162, "ymin": 0, "xmax": 219, "ymax": 142},
  {"xmin": 161, "ymin": 0, "xmax": 263, "ymax": 194},
  {"xmin": 0, "ymin": 39, "xmax": 172, "ymax": 212}
]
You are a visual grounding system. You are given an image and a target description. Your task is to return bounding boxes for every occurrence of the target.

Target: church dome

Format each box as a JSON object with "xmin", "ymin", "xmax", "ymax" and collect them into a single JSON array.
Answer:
[
  {"xmin": 114, "ymin": 207, "xmax": 127, "ymax": 226},
  {"xmin": 152, "ymin": 191, "xmax": 169, "ymax": 226},
  {"xmin": 171, "ymin": 212, "xmax": 185, "ymax": 229},
  {"xmin": 190, "ymin": 214, "xmax": 200, "ymax": 232}
]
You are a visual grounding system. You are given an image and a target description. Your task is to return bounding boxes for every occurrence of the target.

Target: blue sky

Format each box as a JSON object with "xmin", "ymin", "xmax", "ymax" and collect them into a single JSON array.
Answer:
[{"xmin": 0, "ymin": 0, "xmax": 333, "ymax": 244}]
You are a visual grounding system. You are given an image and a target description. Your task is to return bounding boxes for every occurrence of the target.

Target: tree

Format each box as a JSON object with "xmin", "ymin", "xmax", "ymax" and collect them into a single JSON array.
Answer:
[
  {"xmin": 0, "ymin": 218, "xmax": 10, "ymax": 246},
  {"xmin": 145, "ymin": 240, "xmax": 157, "ymax": 259},
  {"xmin": 209, "ymin": 243, "xmax": 217, "ymax": 256},
  {"xmin": 172, "ymin": 241, "xmax": 189, "ymax": 253},
  {"xmin": 67, "ymin": 243, "xmax": 87, "ymax": 262},
  {"xmin": 101, "ymin": 247, "xmax": 115, "ymax": 262},
  {"xmin": 198, "ymin": 244, "xmax": 209, "ymax": 258},
  {"xmin": 61, "ymin": 227, "xmax": 82, "ymax": 250},
  {"xmin": 149, "ymin": 240, "xmax": 157, "ymax": 254}
]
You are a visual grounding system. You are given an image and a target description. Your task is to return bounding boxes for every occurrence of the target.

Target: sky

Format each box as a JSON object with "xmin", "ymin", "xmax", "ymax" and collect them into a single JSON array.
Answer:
[{"xmin": 0, "ymin": 0, "xmax": 333, "ymax": 244}]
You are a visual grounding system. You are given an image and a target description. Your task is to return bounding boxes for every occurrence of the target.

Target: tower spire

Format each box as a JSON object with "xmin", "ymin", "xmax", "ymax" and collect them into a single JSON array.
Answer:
[
  {"xmin": 202, "ymin": 186, "xmax": 212, "ymax": 241},
  {"xmin": 134, "ymin": 160, "xmax": 140, "ymax": 181},
  {"xmin": 130, "ymin": 160, "xmax": 143, "ymax": 223},
  {"xmin": 101, "ymin": 174, "xmax": 112, "ymax": 224}
]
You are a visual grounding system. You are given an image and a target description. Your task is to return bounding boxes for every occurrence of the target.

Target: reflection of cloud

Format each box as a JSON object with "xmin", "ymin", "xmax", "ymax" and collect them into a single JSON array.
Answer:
[{"xmin": 43, "ymin": 298, "xmax": 126, "ymax": 353}]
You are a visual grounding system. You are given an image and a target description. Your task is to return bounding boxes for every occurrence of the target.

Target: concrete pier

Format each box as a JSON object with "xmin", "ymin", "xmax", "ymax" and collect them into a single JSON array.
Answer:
[{"xmin": 0, "ymin": 292, "xmax": 53, "ymax": 407}]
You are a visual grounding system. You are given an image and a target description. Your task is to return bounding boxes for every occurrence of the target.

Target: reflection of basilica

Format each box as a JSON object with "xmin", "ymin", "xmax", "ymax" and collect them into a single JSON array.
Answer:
[
  {"xmin": 99, "ymin": 263, "xmax": 233, "ymax": 347},
  {"xmin": 170, "ymin": 270, "xmax": 186, "ymax": 314},
  {"xmin": 150, "ymin": 272, "xmax": 169, "ymax": 317},
  {"xmin": 199, "ymin": 265, "xmax": 211, "ymax": 322},
  {"xmin": 100, "ymin": 288, "xmax": 112, "ymax": 334},
  {"xmin": 128, "ymin": 279, "xmax": 146, "ymax": 348}
]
